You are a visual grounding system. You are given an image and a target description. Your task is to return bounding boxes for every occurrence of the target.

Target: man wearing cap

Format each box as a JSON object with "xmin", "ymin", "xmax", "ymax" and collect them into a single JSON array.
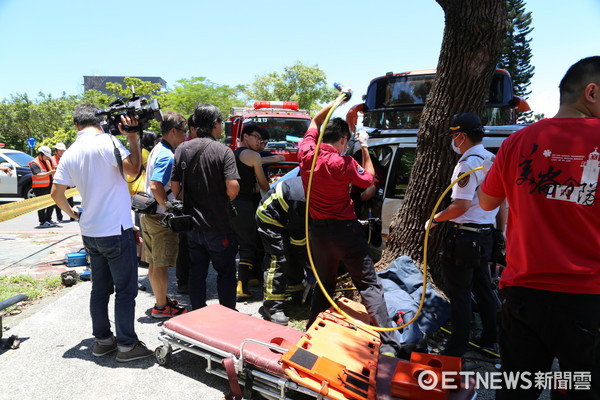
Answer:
[
  {"xmin": 50, "ymin": 143, "xmax": 73, "ymax": 223},
  {"xmin": 29, "ymin": 145, "xmax": 56, "ymax": 228},
  {"xmin": 428, "ymin": 112, "xmax": 501, "ymax": 358}
]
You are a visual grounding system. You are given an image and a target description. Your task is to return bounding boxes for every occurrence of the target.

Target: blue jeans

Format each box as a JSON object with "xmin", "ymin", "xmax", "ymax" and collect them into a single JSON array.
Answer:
[
  {"xmin": 82, "ymin": 228, "xmax": 138, "ymax": 347},
  {"xmin": 187, "ymin": 229, "xmax": 237, "ymax": 310}
]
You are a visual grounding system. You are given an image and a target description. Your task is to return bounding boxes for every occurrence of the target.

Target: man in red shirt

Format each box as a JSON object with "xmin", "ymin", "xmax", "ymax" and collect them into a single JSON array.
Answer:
[
  {"xmin": 298, "ymin": 100, "xmax": 402, "ymax": 358},
  {"xmin": 480, "ymin": 56, "xmax": 600, "ymax": 399}
]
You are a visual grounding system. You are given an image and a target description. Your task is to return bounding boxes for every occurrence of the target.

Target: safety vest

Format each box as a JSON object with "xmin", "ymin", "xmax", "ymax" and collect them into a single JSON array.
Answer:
[
  {"xmin": 51, "ymin": 155, "xmax": 60, "ymax": 168},
  {"xmin": 29, "ymin": 158, "xmax": 51, "ymax": 188}
]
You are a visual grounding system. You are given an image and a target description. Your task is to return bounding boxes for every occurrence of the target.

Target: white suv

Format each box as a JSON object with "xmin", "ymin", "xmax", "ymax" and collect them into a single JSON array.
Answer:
[
  {"xmin": 273, "ymin": 124, "xmax": 525, "ymax": 241},
  {"xmin": 0, "ymin": 149, "xmax": 35, "ymax": 198}
]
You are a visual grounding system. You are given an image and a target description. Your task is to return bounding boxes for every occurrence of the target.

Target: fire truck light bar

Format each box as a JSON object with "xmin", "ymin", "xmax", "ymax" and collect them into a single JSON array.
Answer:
[{"xmin": 254, "ymin": 101, "xmax": 299, "ymax": 110}]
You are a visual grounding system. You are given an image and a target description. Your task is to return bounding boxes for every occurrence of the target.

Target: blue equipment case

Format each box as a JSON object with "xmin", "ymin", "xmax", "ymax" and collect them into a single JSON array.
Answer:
[{"xmin": 65, "ymin": 252, "xmax": 88, "ymax": 267}]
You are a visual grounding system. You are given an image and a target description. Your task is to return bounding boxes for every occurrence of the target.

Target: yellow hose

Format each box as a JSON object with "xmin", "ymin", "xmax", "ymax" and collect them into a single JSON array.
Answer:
[{"xmin": 303, "ymin": 92, "xmax": 482, "ymax": 332}]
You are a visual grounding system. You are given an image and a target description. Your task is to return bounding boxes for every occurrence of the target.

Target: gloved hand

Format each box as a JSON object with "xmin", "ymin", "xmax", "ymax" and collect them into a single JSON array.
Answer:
[
  {"xmin": 482, "ymin": 157, "xmax": 495, "ymax": 176},
  {"xmin": 356, "ymin": 130, "xmax": 369, "ymax": 148},
  {"xmin": 424, "ymin": 219, "xmax": 438, "ymax": 231},
  {"xmin": 341, "ymin": 88, "xmax": 353, "ymax": 102}
]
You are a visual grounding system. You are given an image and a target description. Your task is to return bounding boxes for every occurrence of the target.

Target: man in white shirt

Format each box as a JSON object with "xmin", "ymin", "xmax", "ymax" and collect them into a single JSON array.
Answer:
[{"xmin": 51, "ymin": 103, "xmax": 153, "ymax": 363}]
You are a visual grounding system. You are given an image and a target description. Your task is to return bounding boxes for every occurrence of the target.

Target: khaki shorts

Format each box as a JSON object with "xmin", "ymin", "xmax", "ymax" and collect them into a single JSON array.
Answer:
[{"xmin": 140, "ymin": 214, "xmax": 179, "ymax": 267}]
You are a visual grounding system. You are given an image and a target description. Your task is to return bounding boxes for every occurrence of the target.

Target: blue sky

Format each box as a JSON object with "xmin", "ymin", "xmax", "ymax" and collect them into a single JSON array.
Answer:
[{"xmin": 0, "ymin": 0, "xmax": 598, "ymax": 118}]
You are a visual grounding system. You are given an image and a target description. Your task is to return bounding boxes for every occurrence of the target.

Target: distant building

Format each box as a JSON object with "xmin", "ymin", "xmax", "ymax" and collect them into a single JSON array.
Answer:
[{"xmin": 83, "ymin": 76, "xmax": 166, "ymax": 95}]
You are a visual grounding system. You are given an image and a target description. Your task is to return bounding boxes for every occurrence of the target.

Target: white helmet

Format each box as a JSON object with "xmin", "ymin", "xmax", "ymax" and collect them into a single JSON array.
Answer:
[
  {"xmin": 38, "ymin": 146, "xmax": 52, "ymax": 157},
  {"xmin": 54, "ymin": 142, "xmax": 67, "ymax": 151}
]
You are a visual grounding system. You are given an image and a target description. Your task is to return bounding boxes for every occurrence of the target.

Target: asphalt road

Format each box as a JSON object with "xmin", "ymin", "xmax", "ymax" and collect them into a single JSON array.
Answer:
[{"xmin": 0, "ymin": 195, "xmax": 267, "ymax": 399}]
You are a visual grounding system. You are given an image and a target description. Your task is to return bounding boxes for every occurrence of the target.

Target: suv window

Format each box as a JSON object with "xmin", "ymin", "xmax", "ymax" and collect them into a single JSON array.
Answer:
[
  {"xmin": 387, "ymin": 148, "xmax": 416, "ymax": 200},
  {"xmin": 3, "ymin": 152, "xmax": 33, "ymax": 167}
]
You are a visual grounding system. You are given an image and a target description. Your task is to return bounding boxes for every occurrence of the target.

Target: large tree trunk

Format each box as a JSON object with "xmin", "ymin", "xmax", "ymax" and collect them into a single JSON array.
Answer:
[{"xmin": 379, "ymin": 0, "xmax": 507, "ymax": 288}]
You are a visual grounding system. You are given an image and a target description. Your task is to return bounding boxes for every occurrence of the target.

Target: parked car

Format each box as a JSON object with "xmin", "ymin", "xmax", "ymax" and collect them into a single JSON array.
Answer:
[{"xmin": 0, "ymin": 149, "xmax": 35, "ymax": 198}]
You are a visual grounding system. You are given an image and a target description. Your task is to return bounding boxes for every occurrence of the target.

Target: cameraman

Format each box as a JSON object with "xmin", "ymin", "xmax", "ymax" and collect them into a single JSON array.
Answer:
[
  {"xmin": 51, "ymin": 104, "xmax": 153, "ymax": 363},
  {"xmin": 140, "ymin": 111, "xmax": 188, "ymax": 319}
]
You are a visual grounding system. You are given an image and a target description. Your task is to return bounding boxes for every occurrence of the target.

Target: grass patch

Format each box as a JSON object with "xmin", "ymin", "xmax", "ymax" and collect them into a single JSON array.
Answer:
[{"xmin": 0, "ymin": 275, "xmax": 63, "ymax": 314}]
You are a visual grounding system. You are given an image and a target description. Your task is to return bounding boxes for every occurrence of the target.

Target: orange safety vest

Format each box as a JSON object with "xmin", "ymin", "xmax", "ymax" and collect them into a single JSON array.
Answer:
[
  {"xmin": 29, "ymin": 158, "xmax": 51, "ymax": 188},
  {"xmin": 51, "ymin": 155, "xmax": 60, "ymax": 168}
]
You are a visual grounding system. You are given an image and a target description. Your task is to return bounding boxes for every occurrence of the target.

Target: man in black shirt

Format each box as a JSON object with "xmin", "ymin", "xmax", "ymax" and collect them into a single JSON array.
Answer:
[
  {"xmin": 171, "ymin": 104, "xmax": 240, "ymax": 310},
  {"xmin": 231, "ymin": 124, "xmax": 271, "ymax": 301}
]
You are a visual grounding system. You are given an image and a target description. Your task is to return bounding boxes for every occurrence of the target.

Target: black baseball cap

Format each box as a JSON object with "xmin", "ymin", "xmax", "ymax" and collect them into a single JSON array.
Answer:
[{"xmin": 442, "ymin": 113, "xmax": 483, "ymax": 136}]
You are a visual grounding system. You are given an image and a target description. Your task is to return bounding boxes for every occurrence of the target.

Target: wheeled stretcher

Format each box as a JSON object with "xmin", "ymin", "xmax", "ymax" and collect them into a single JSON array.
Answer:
[{"xmin": 156, "ymin": 298, "xmax": 475, "ymax": 400}]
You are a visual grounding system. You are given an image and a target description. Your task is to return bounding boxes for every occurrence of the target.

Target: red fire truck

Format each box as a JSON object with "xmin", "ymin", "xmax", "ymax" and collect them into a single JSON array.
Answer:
[{"xmin": 224, "ymin": 101, "xmax": 311, "ymax": 162}]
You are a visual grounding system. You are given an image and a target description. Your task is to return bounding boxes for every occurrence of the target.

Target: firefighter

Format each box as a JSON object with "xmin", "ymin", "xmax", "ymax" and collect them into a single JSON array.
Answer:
[
  {"xmin": 298, "ymin": 99, "xmax": 402, "ymax": 358},
  {"xmin": 29, "ymin": 145, "xmax": 56, "ymax": 228},
  {"xmin": 256, "ymin": 176, "xmax": 306, "ymax": 325}
]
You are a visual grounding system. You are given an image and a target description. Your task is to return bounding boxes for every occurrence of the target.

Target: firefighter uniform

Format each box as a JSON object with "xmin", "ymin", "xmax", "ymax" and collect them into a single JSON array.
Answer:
[
  {"xmin": 441, "ymin": 145, "xmax": 499, "ymax": 357},
  {"xmin": 255, "ymin": 176, "xmax": 306, "ymax": 323}
]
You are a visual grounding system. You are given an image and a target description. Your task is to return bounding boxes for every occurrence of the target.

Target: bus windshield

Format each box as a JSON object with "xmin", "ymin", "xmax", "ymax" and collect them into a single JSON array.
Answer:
[
  {"xmin": 363, "ymin": 70, "xmax": 516, "ymax": 129},
  {"xmin": 243, "ymin": 116, "xmax": 310, "ymax": 150}
]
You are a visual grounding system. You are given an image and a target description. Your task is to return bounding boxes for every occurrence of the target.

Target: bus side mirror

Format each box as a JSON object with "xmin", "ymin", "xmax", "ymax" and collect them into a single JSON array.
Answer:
[{"xmin": 512, "ymin": 96, "xmax": 531, "ymax": 112}]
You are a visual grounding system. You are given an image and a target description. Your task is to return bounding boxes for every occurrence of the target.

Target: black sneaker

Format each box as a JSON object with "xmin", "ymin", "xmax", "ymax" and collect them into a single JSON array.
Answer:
[
  {"xmin": 92, "ymin": 336, "xmax": 117, "ymax": 357},
  {"xmin": 116, "ymin": 341, "xmax": 153, "ymax": 363},
  {"xmin": 258, "ymin": 306, "xmax": 289, "ymax": 326}
]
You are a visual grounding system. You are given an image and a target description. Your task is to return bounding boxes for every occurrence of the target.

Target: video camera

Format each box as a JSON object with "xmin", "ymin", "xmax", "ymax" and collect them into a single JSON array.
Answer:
[
  {"xmin": 96, "ymin": 94, "xmax": 162, "ymax": 136},
  {"xmin": 161, "ymin": 199, "xmax": 194, "ymax": 233}
]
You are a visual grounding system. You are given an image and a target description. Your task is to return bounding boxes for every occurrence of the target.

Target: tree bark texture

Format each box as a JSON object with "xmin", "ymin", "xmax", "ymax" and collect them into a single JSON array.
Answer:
[{"xmin": 380, "ymin": 0, "xmax": 507, "ymax": 288}]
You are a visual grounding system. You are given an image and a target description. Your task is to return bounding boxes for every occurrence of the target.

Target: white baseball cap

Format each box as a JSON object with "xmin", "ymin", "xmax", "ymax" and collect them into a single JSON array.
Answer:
[
  {"xmin": 38, "ymin": 146, "xmax": 52, "ymax": 157},
  {"xmin": 54, "ymin": 142, "xmax": 67, "ymax": 151}
]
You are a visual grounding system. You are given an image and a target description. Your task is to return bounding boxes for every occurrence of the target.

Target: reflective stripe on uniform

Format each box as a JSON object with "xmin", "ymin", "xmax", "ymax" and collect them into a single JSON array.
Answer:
[
  {"xmin": 256, "ymin": 210, "xmax": 285, "ymax": 228},
  {"xmin": 286, "ymin": 283, "xmax": 305, "ymax": 293},
  {"xmin": 275, "ymin": 182, "xmax": 289, "ymax": 212},
  {"xmin": 290, "ymin": 237, "xmax": 306, "ymax": 246},
  {"xmin": 29, "ymin": 159, "xmax": 51, "ymax": 188},
  {"xmin": 264, "ymin": 255, "xmax": 287, "ymax": 301}
]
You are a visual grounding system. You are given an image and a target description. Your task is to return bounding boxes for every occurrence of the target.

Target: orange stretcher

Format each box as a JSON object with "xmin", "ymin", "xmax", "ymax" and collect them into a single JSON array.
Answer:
[{"xmin": 155, "ymin": 298, "xmax": 475, "ymax": 400}]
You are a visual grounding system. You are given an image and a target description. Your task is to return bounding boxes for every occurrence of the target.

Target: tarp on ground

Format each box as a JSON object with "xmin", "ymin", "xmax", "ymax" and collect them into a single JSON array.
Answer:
[{"xmin": 378, "ymin": 256, "xmax": 450, "ymax": 345}]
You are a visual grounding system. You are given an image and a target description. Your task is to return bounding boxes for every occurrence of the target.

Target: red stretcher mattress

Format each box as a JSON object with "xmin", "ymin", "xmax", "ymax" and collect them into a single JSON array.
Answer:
[{"xmin": 163, "ymin": 304, "xmax": 304, "ymax": 376}]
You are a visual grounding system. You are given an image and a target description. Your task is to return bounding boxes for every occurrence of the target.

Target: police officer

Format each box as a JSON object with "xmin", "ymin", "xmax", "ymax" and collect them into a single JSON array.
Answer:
[
  {"xmin": 298, "ymin": 99, "xmax": 402, "ymax": 358},
  {"xmin": 428, "ymin": 112, "xmax": 500, "ymax": 357},
  {"xmin": 256, "ymin": 176, "xmax": 306, "ymax": 326}
]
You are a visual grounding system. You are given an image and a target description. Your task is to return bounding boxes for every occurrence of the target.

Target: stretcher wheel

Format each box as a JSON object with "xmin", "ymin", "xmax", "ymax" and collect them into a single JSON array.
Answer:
[{"xmin": 155, "ymin": 345, "xmax": 171, "ymax": 366}]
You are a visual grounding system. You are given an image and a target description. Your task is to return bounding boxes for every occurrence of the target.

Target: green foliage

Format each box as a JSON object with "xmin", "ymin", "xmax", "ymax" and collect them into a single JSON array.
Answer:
[
  {"xmin": 246, "ymin": 61, "xmax": 337, "ymax": 114},
  {"xmin": 520, "ymin": 112, "xmax": 545, "ymax": 124},
  {"xmin": 0, "ymin": 93, "xmax": 82, "ymax": 152},
  {"xmin": 0, "ymin": 69, "xmax": 331, "ymax": 151},
  {"xmin": 0, "ymin": 275, "xmax": 62, "ymax": 313},
  {"xmin": 80, "ymin": 89, "xmax": 115, "ymax": 108},
  {"xmin": 105, "ymin": 77, "xmax": 163, "ymax": 97},
  {"xmin": 498, "ymin": 0, "xmax": 535, "ymax": 123},
  {"xmin": 39, "ymin": 128, "xmax": 77, "ymax": 149},
  {"xmin": 160, "ymin": 77, "xmax": 246, "ymax": 118}
]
